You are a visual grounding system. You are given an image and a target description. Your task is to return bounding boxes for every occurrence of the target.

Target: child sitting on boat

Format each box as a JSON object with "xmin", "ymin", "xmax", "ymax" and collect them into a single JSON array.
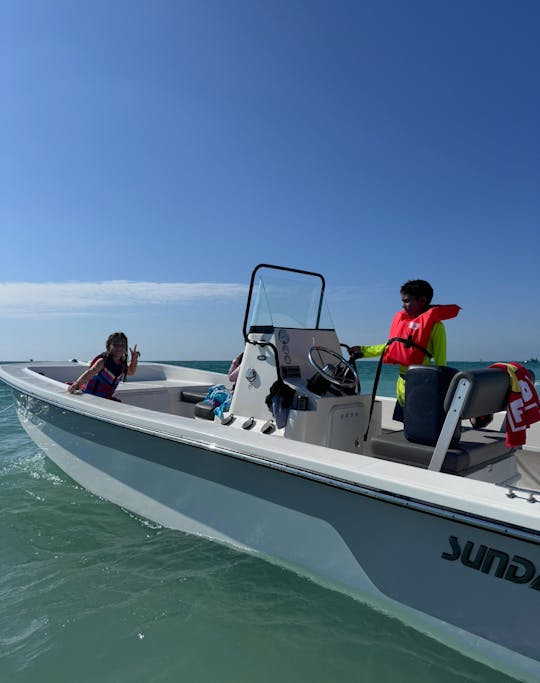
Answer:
[
  {"xmin": 68, "ymin": 332, "xmax": 140, "ymax": 400},
  {"xmin": 228, "ymin": 352, "xmax": 243, "ymax": 387}
]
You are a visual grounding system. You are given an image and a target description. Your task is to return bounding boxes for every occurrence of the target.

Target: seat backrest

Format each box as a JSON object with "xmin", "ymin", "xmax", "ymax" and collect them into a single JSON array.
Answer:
[
  {"xmin": 404, "ymin": 365, "xmax": 460, "ymax": 446},
  {"xmin": 426, "ymin": 367, "xmax": 511, "ymax": 472},
  {"xmin": 443, "ymin": 368, "xmax": 510, "ymax": 418}
]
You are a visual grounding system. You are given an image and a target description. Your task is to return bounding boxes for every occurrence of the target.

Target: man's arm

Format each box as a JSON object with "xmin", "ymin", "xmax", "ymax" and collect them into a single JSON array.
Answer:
[{"xmin": 429, "ymin": 322, "xmax": 447, "ymax": 365}]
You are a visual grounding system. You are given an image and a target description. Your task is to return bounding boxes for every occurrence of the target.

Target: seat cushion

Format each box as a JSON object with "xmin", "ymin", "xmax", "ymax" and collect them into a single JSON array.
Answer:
[
  {"xmin": 194, "ymin": 400, "xmax": 215, "ymax": 420},
  {"xmin": 404, "ymin": 365, "xmax": 460, "ymax": 446},
  {"xmin": 368, "ymin": 428, "xmax": 514, "ymax": 475},
  {"xmin": 180, "ymin": 387, "xmax": 212, "ymax": 404}
]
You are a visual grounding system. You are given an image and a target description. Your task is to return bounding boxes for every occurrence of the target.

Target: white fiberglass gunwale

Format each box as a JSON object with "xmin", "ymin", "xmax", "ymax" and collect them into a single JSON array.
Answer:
[{"xmin": 5, "ymin": 362, "xmax": 540, "ymax": 540}]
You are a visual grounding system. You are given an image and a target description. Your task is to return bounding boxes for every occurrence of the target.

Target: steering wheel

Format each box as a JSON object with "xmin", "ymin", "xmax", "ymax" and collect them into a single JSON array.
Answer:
[{"xmin": 308, "ymin": 346, "xmax": 359, "ymax": 393}]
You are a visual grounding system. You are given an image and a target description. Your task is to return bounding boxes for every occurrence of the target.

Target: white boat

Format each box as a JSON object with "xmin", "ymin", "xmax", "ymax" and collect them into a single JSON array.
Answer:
[{"xmin": 1, "ymin": 264, "xmax": 539, "ymax": 682}]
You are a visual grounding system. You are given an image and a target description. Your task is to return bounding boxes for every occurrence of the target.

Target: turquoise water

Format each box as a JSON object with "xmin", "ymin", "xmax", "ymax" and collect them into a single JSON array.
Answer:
[{"xmin": 0, "ymin": 360, "xmax": 530, "ymax": 683}]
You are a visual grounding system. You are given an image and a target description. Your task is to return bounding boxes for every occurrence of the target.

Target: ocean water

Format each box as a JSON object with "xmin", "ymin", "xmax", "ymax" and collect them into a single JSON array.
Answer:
[{"xmin": 0, "ymin": 360, "xmax": 533, "ymax": 683}]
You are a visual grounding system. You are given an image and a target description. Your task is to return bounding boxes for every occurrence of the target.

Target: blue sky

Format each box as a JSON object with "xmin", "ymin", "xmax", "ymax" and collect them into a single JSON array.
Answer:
[{"xmin": 1, "ymin": 0, "xmax": 539, "ymax": 362}]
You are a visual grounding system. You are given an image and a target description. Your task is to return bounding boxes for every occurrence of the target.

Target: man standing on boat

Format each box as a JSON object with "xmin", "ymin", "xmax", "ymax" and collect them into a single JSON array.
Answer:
[{"xmin": 350, "ymin": 279, "xmax": 460, "ymax": 421}]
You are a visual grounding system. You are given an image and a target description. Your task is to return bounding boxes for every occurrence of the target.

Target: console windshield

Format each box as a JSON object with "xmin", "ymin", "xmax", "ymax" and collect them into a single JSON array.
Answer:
[{"xmin": 244, "ymin": 265, "xmax": 335, "ymax": 332}]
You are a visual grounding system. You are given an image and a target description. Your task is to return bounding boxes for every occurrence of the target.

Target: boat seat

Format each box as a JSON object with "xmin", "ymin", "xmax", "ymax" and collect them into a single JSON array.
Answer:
[
  {"xmin": 403, "ymin": 365, "xmax": 461, "ymax": 446},
  {"xmin": 369, "ymin": 428, "xmax": 511, "ymax": 475},
  {"xmin": 194, "ymin": 400, "xmax": 215, "ymax": 420},
  {"xmin": 368, "ymin": 366, "xmax": 514, "ymax": 474},
  {"xmin": 180, "ymin": 386, "xmax": 212, "ymax": 404}
]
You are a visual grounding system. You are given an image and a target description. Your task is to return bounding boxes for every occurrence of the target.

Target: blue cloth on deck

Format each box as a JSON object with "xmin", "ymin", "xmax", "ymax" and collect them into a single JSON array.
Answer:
[{"xmin": 205, "ymin": 384, "xmax": 232, "ymax": 418}]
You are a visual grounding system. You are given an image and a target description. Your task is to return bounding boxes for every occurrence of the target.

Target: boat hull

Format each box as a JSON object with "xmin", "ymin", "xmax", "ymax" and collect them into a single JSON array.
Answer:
[{"xmin": 14, "ymin": 389, "xmax": 540, "ymax": 683}]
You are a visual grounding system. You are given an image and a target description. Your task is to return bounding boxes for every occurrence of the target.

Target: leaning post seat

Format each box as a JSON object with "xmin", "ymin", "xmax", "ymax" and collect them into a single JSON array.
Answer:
[
  {"xmin": 368, "ymin": 367, "xmax": 514, "ymax": 475},
  {"xmin": 404, "ymin": 365, "xmax": 460, "ymax": 447}
]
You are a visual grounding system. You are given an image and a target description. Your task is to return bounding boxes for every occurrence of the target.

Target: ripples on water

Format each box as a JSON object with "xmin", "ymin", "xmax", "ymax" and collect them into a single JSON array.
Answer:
[{"xmin": 0, "ymin": 369, "xmax": 520, "ymax": 683}]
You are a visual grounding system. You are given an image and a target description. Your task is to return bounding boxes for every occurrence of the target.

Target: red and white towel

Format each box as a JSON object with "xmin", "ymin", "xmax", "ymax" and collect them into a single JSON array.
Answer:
[{"xmin": 490, "ymin": 362, "xmax": 540, "ymax": 448}]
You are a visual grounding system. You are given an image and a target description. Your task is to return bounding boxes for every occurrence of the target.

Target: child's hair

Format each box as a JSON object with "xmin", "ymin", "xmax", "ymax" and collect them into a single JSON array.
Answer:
[
  {"xmin": 400, "ymin": 279, "xmax": 434, "ymax": 305},
  {"xmin": 105, "ymin": 332, "xmax": 128, "ymax": 357},
  {"xmin": 105, "ymin": 332, "xmax": 128, "ymax": 380}
]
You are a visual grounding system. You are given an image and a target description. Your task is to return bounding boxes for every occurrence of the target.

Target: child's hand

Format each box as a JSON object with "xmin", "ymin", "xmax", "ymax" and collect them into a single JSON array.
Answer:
[
  {"xmin": 130, "ymin": 345, "xmax": 140, "ymax": 360},
  {"xmin": 349, "ymin": 345, "xmax": 364, "ymax": 359}
]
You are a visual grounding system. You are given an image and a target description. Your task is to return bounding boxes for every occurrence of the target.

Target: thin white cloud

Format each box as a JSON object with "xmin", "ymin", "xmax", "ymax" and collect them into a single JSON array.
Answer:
[{"xmin": 0, "ymin": 280, "xmax": 247, "ymax": 318}]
